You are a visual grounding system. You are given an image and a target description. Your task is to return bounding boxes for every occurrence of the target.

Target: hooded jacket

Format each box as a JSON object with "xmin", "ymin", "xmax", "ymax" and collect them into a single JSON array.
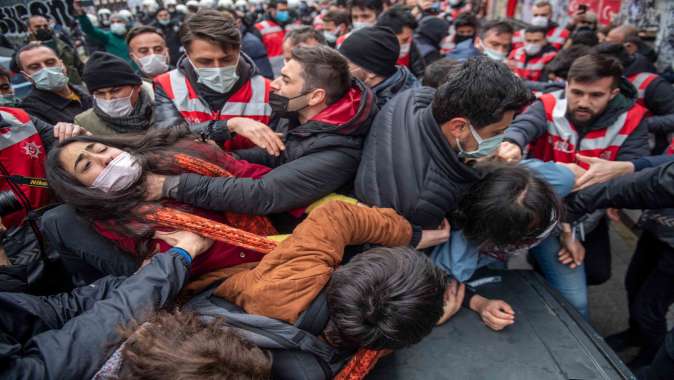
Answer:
[
  {"xmin": 168, "ymin": 79, "xmax": 378, "ymax": 215},
  {"xmin": 372, "ymin": 66, "xmax": 420, "ymax": 109},
  {"xmin": 445, "ymin": 38, "xmax": 482, "ymax": 61},
  {"xmin": 153, "ymin": 52, "xmax": 262, "ymax": 131},
  {"xmin": 0, "ymin": 251, "xmax": 189, "ymax": 380},
  {"xmin": 504, "ymin": 77, "xmax": 650, "ymax": 162},
  {"xmin": 355, "ymin": 87, "xmax": 481, "ymax": 229}
]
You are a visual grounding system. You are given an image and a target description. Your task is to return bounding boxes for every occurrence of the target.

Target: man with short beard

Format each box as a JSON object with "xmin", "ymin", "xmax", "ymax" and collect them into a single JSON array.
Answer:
[{"xmin": 499, "ymin": 54, "xmax": 650, "ymax": 286}]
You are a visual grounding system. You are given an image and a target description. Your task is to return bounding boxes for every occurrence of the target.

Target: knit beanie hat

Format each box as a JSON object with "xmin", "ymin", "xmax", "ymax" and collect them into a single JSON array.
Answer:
[
  {"xmin": 83, "ymin": 52, "xmax": 141, "ymax": 92},
  {"xmin": 339, "ymin": 26, "xmax": 399, "ymax": 78},
  {"xmin": 418, "ymin": 16, "xmax": 450, "ymax": 45}
]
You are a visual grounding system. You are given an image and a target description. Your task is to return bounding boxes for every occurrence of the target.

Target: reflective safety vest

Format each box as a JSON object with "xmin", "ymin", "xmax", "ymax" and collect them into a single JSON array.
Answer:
[
  {"xmin": 155, "ymin": 69, "xmax": 272, "ymax": 149},
  {"xmin": 529, "ymin": 90, "xmax": 647, "ymax": 166},
  {"xmin": 0, "ymin": 107, "xmax": 49, "ymax": 228},
  {"xmin": 255, "ymin": 19, "xmax": 285, "ymax": 58},
  {"xmin": 627, "ymin": 72, "xmax": 658, "ymax": 107},
  {"xmin": 513, "ymin": 26, "xmax": 569, "ymax": 50},
  {"xmin": 509, "ymin": 47, "xmax": 557, "ymax": 81}
]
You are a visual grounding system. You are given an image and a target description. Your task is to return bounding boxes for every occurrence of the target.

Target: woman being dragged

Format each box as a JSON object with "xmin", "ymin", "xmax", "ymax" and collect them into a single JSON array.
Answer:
[{"xmin": 46, "ymin": 125, "xmax": 280, "ymax": 277}]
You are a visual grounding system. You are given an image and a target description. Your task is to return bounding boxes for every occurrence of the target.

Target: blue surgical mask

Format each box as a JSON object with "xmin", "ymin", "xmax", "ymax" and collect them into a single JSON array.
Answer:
[
  {"xmin": 457, "ymin": 122, "xmax": 505, "ymax": 159},
  {"xmin": 275, "ymin": 10, "xmax": 289, "ymax": 23},
  {"xmin": 190, "ymin": 58, "xmax": 239, "ymax": 94},
  {"xmin": 158, "ymin": 18, "xmax": 171, "ymax": 26},
  {"xmin": 483, "ymin": 47, "xmax": 507, "ymax": 62},
  {"xmin": 26, "ymin": 66, "xmax": 69, "ymax": 91}
]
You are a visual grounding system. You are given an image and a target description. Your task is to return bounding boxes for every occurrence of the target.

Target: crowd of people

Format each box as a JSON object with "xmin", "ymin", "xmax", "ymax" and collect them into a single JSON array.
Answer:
[{"xmin": 1, "ymin": 0, "xmax": 674, "ymax": 379}]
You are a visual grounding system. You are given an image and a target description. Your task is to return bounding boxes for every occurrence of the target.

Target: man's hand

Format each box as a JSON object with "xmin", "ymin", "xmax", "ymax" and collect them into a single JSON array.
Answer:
[
  {"xmin": 437, "ymin": 279, "xmax": 465, "ymax": 325},
  {"xmin": 557, "ymin": 162, "xmax": 586, "ymax": 183},
  {"xmin": 471, "ymin": 295, "xmax": 515, "ymax": 331},
  {"xmin": 144, "ymin": 173, "xmax": 167, "ymax": 201},
  {"xmin": 558, "ymin": 223, "xmax": 585, "ymax": 269},
  {"xmin": 53, "ymin": 122, "xmax": 90, "ymax": 142},
  {"xmin": 573, "ymin": 154, "xmax": 635, "ymax": 191},
  {"xmin": 153, "ymin": 230, "xmax": 214, "ymax": 258},
  {"xmin": 416, "ymin": 218, "xmax": 450, "ymax": 250},
  {"xmin": 496, "ymin": 141, "xmax": 522, "ymax": 162},
  {"xmin": 228, "ymin": 117, "xmax": 285, "ymax": 156}
]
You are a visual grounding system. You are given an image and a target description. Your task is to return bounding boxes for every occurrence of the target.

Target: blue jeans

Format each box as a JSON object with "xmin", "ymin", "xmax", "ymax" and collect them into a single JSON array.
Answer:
[{"xmin": 530, "ymin": 235, "xmax": 589, "ymax": 320}]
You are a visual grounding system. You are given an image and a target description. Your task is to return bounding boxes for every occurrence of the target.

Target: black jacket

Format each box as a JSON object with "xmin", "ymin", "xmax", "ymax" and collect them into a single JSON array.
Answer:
[
  {"xmin": 504, "ymin": 78, "xmax": 650, "ymax": 162},
  {"xmin": 355, "ymin": 87, "xmax": 481, "ymax": 229},
  {"xmin": 152, "ymin": 20, "xmax": 183, "ymax": 66},
  {"xmin": 372, "ymin": 66, "xmax": 419, "ymax": 109},
  {"xmin": 171, "ymin": 79, "xmax": 377, "ymax": 215},
  {"xmin": 0, "ymin": 252, "xmax": 189, "ymax": 380},
  {"xmin": 20, "ymin": 85, "xmax": 93, "ymax": 125},
  {"xmin": 566, "ymin": 161, "xmax": 674, "ymax": 223},
  {"xmin": 637, "ymin": 74, "xmax": 674, "ymax": 153},
  {"xmin": 154, "ymin": 52, "xmax": 259, "ymax": 132},
  {"xmin": 408, "ymin": 41, "xmax": 427, "ymax": 78}
]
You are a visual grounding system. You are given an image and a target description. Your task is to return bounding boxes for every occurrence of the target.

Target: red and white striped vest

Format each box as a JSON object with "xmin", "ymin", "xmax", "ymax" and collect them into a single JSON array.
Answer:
[
  {"xmin": 509, "ymin": 47, "xmax": 557, "ymax": 82},
  {"xmin": 512, "ymin": 26, "xmax": 569, "ymax": 50},
  {"xmin": 255, "ymin": 19, "xmax": 285, "ymax": 58},
  {"xmin": 154, "ymin": 69, "xmax": 272, "ymax": 150},
  {"xmin": 0, "ymin": 107, "xmax": 49, "ymax": 228},
  {"xmin": 529, "ymin": 90, "xmax": 647, "ymax": 167},
  {"xmin": 627, "ymin": 72, "xmax": 658, "ymax": 107}
]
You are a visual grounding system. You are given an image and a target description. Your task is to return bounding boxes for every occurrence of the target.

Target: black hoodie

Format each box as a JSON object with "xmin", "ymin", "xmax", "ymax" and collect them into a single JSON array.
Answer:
[
  {"xmin": 355, "ymin": 86, "xmax": 482, "ymax": 229},
  {"xmin": 171, "ymin": 79, "xmax": 378, "ymax": 216}
]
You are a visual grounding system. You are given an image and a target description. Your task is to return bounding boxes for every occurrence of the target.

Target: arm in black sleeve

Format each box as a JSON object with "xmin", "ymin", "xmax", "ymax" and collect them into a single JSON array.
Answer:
[
  {"xmin": 644, "ymin": 114, "xmax": 674, "ymax": 135},
  {"xmin": 503, "ymin": 100, "xmax": 548, "ymax": 151},
  {"xmin": 566, "ymin": 162, "xmax": 674, "ymax": 221},
  {"xmin": 632, "ymin": 154, "xmax": 674, "ymax": 171},
  {"xmin": 31, "ymin": 117, "xmax": 55, "ymax": 153},
  {"xmin": 644, "ymin": 77, "xmax": 674, "ymax": 116},
  {"xmin": 0, "ymin": 251, "xmax": 190, "ymax": 380},
  {"xmin": 174, "ymin": 149, "xmax": 360, "ymax": 215},
  {"xmin": 234, "ymin": 146, "xmax": 282, "ymax": 167},
  {"xmin": 615, "ymin": 119, "xmax": 650, "ymax": 161}
]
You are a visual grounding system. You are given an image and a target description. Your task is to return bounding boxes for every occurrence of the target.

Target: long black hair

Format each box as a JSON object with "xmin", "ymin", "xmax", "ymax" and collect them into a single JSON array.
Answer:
[
  {"xmin": 453, "ymin": 163, "xmax": 562, "ymax": 250},
  {"xmin": 46, "ymin": 126, "xmax": 213, "ymax": 256}
]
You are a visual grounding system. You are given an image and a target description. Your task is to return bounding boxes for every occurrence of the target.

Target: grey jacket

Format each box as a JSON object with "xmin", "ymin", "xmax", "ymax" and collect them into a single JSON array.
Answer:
[{"xmin": 0, "ymin": 252, "xmax": 189, "ymax": 380}]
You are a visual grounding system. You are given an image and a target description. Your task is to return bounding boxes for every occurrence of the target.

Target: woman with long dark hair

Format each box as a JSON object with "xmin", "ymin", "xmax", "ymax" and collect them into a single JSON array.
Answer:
[{"xmin": 46, "ymin": 126, "xmax": 279, "ymax": 277}]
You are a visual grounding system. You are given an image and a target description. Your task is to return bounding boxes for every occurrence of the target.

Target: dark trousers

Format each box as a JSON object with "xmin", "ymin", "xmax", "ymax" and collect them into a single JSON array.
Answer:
[
  {"xmin": 637, "ymin": 328, "xmax": 674, "ymax": 380},
  {"xmin": 583, "ymin": 217, "xmax": 612, "ymax": 285},
  {"xmin": 626, "ymin": 231, "xmax": 674, "ymax": 357}
]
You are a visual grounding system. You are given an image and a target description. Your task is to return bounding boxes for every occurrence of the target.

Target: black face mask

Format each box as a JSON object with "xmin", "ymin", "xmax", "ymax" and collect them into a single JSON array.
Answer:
[
  {"xmin": 269, "ymin": 91, "xmax": 311, "ymax": 117},
  {"xmin": 35, "ymin": 28, "xmax": 54, "ymax": 42},
  {"xmin": 454, "ymin": 34, "xmax": 474, "ymax": 45}
]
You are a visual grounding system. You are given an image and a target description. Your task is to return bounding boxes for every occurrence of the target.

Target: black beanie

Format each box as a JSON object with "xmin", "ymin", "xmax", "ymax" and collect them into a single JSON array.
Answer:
[
  {"xmin": 418, "ymin": 17, "xmax": 450, "ymax": 45},
  {"xmin": 83, "ymin": 52, "xmax": 141, "ymax": 92},
  {"xmin": 339, "ymin": 26, "xmax": 399, "ymax": 78}
]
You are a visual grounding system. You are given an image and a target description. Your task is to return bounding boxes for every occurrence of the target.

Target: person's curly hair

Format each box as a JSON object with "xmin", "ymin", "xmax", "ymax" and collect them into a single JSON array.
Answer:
[{"xmin": 118, "ymin": 311, "xmax": 272, "ymax": 380}]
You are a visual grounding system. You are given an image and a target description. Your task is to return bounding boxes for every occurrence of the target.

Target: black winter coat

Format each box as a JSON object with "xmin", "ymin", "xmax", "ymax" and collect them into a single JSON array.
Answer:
[
  {"xmin": 355, "ymin": 87, "xmax": 481, "ymax": 229},
  {"xmin": 20, "ymin": 85, "xmax": 93, "ymax": 125},
  {"xmin": 0, "ymin": 252, "xmax": 189, "ymax": 379},
  {"xmin": 172, "ymin": 79, "xmax": 378, "ymax": 215}
]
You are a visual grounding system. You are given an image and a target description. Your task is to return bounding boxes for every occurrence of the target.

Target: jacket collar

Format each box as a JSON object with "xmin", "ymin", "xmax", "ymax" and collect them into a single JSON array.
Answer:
[{"xmin": 26, "ymin": 84, "xmax": 90, "ymax": 110}]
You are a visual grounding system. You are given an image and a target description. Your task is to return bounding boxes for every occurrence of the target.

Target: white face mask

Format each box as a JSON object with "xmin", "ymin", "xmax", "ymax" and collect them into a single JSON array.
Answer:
[
  {"xmin": 137, "ymin": 53, "xmax": 169, "ymax": 76},
  {"xmin": 95, "ymin": 89, "xmax": 135, "ymax": 117},
  {"xmin": 399, "ymin": 42, "xmax": 411, "ymax": 58},
  {"xmin": 524, "ymin": 42, "xmax": 543, "ymax": 56},
  {"xmin": 530, "ymin": 16, "xmax": 549, "ymax": 27},
  {"xmin": 190, "ymin": 58, "xmax": 239, "ymax": 94},
  {"xmin": 110, "ymin": 22, "xmax": 127, "ymax": 35},
  {"xmin": 483, "ymin": 46, "xmax": 507, "ymax": 62},
  {"xmin": 352, "ymin": 21, "xmax": 373, "ymax": 31},
  {"xmin": 90, "ymin": 151, "xmax": 142, "ymax": 193}
]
